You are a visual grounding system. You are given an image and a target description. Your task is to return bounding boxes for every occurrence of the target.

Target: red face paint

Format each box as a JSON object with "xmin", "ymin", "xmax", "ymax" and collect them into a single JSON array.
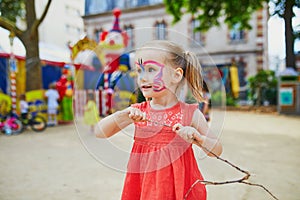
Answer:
[{"xmin": 135, "ymin": 59, "xmax": 166, "ymax": 92}]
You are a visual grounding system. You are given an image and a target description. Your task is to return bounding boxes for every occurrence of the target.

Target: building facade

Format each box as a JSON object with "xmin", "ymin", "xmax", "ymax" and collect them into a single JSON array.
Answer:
[
  {"xmin": 37, "ymin": 0, "xmax": 85, "ymax": 49},
  {"xmin": 83, "ymin": 1, "xmax": 269, "ymax": 100}
]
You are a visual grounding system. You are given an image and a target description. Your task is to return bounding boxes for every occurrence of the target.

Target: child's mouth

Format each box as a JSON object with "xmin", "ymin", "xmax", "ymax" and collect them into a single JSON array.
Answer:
[{"xmin": 142, "ymin": 85, "xmax": 152, "ymax": 89}]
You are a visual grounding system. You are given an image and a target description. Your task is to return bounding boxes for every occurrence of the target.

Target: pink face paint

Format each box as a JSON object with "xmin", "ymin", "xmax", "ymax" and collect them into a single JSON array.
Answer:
[
  {"xmin": 135, "ymin": 59, "xmax": 146, "ymax": 79},
  {"xmin": 135, "ymin": 59, "xmax": 166, "ymax": 92}
]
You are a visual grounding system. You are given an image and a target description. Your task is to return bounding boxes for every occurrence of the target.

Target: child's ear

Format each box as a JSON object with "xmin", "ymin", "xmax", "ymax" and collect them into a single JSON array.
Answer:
[{"xmin": 173, "ymin": 67, "xmax": 184, "ymax": 83}]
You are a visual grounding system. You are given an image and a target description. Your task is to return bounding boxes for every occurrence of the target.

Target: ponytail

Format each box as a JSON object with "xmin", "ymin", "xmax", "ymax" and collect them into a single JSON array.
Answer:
[{"xmin": 183, "ymin": 51, "xmax": 205, "ymax": 102}]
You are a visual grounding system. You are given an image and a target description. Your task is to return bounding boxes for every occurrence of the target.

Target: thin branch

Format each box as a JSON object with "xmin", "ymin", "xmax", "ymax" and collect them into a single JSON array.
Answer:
[
  {"xmin": 242, "ymin": 181, "xmax": 279, "ymax": 200},
  {"xmin": 184, "ymin": 141, "xmax": 279, "ymax": 200},
  {"xmin": 0, "ymin": 17, "xmax": 23, "ymax": 37},
  {"xmin": 32, "ymin": 0, "xmax": 52, "ymax": 30},
  {"xmin": 36, "ymin": 0, "xmax": 52, "ymax": 27}
]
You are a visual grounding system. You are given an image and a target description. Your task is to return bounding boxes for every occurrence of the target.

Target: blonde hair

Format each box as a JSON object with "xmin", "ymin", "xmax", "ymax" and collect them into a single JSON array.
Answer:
[{"xmin": 139, "ymin": 40, "xmax": 205, "ymax": 102}]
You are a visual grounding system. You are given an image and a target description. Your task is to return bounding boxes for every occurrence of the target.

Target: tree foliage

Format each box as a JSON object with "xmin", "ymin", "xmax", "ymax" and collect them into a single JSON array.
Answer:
[
  {"xmin": 0, "ymin": 0, "xmax": 25, "ymax": 23},
  {"xmin": 164, "ymin": 0, "xmax": 300, "ymax": 69},
  {"xmin": 248, "ymin": 70, "xmax": 277, "ymax": 106},
  {"xmin": 0, "ymin": 0, "xmax": 52, "ymax": 91},
  {"xmin": 164, "ymin": 0, "xmax": 265, "ymax": 31}
]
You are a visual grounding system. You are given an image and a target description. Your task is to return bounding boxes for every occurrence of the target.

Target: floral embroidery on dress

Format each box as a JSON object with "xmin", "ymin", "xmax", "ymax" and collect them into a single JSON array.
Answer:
[{"xmin": 140, "ymin": 109, "xmax": 184, "ymax": 128}]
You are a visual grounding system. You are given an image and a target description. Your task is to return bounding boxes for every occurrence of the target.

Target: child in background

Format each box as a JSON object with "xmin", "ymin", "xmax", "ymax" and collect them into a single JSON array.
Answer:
[
  {"xmin": 199, "ymin": 82, "xmax": 211, "ymax": 121},
  {"xmin": 45, "ymin": 82, "xmax": 59, "ymax": 126},
  {"xmin": 84, "ymin": 92, "xmax": 99, "ymax": 133},
  {"xmin": 19, "ymin": 94, "xmax": 29, "ymax": 122},
  {"xmin": 96, "ymin": 40, "xmax": 222, "ymax": 200}
]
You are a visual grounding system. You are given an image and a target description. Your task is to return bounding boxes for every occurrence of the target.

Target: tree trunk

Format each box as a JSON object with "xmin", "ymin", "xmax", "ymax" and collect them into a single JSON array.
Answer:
[
  {"xmin": 22, "ymin": 30, "xmax": 42, "ymax": 91},
  {"xmin": 284, "ymin": 0, "xmax": 295, "ymax": 69},
  {"xmin": 23, "ymin": 0, "xmax": 42, "ymax": 91},
  {"xmin": 0, "ymin": 0, "xmax": 52, "ymax": 91}
]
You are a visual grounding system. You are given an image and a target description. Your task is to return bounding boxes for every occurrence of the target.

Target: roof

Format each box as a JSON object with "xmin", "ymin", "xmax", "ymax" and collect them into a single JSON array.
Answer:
[{"xmin": 0, "ymin": 28, "xmax": 94, "ymax": 71}]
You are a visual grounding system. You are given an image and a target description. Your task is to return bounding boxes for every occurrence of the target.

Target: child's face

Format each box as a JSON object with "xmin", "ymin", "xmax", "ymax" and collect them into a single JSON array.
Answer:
[{"xmin": 135, "ymin": 50, "xmax": 175, "ymax": 98}]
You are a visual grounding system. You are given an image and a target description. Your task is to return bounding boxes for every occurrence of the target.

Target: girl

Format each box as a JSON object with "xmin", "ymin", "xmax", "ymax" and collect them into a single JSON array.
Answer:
[
  {"xmin": 19, "ymin": 94, "xmax": 29, "ymax": 122},
  {"xmin": 199, "ymin": 82, "xmax": 211, "ymax": 122},
  {"xmin": 84, "ymin": 92, "xmax": 99, "ymax": 133},
  {"xmin": 96, "ymin": 40, "xmax": 222, "ymax": 200},
  {"xmin": 45, "ymin": 82, "xmax": 59, "ymax": 126}
]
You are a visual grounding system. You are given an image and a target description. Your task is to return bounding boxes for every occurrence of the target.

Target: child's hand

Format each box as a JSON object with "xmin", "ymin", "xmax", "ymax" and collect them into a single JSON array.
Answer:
[
  {"xmin": 127, "ymin": 107, "xmax": 146, "ymax": 122},
  {"xmin": 172, "ymin": 123, "xmax": 203, "ymax": 144}
]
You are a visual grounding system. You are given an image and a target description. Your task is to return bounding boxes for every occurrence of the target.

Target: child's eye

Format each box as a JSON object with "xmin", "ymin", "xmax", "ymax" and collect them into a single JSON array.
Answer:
[
  {"xmin": 136, "ymin": 68, "xmax": 142, "ymax": 73},
  {"xmin": 148, "ymin": 67, "xmax": 156, "ymax": 72}
]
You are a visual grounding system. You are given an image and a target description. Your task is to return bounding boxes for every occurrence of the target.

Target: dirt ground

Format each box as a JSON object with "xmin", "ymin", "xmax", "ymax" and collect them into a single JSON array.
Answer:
[{"xmin": 0, "ymin": 110, "xmax": 299, "ymax": 200}]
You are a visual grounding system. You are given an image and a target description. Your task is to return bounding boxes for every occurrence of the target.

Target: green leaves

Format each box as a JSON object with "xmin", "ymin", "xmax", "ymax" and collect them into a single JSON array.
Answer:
[
  {"xmin": 164, "ymin": 0, "xmax": 265, "ymax": 31},
  {"xmin": 0, "ymin": 0, "xmax": 25, "ymax": 23},
  {"xmin": 164, "ymin": 0, "xmax": 184, "ymax": 24},
  {"xmin": 248, "ymin": 70, "xmax": 278, "ymax": 105}
]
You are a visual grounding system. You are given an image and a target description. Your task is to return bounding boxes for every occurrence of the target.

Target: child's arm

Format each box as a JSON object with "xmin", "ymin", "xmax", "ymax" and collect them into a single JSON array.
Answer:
[
  {"xmin": 84, "ymin": 102, "xmax": 91, "ymax": 111},
  {"xmin": 44, "ymin": 90, "xmax": 48, "ymax": 99},
  {"xmin": 95, "ymin": 107, "xmax": 146, "ymax": 138},
  {"xmin": 202, "ymin": 101, "xmax": 209, "ymax": 115},
  {"xmin": 173, "ymin": 109, "xmax": 222, "ymax": 157}
]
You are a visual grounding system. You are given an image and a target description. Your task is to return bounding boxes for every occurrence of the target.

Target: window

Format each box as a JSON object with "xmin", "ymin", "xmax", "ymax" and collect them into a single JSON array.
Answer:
[
  {"xmin": 65, "ymin": 24, "xmax": 82, "ymax": 37},
  {"xmin": 85, "ymin": 0, "xmax": 163, "ymax": 14},
  {"xmin": 85, "ymin": 0, "xmax": 107, "ymax": 15},
  {"xmin": 94, "ymin": 28, "xmax": 103, "ymax": 42},
  {"xmin": 149, "ymin": 0, "xmax": 163, "ymax": 4},
  {"xmin": 65, "ymin": 24, "xmax": 71, "ymax": 33},
  {"xmin": 65, "ymin": 5, "xmax": 81, "ymax": 17},
  {"xmin": 154, "ymin": 21, "xmax": 167, "ymax": 40},
  {"xmin": 229, "ymin": 23, "xmax": 245, "ymax": 43},
  {"xmin": 124, "ymin": 25, "xmax": 134, "ymax": 50},
  {"xmin": 191, "ymin": 19, "xmax": 202, "ymax": 45},
  {"xmin": 137, "ymin": 0, "xmax": 149, "ymax": 6}
]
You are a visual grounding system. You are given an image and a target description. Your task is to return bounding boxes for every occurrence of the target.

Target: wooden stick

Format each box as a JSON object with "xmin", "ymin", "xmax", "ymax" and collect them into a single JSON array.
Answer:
[{"xmin": 184, "ymin": 140, "xmax": 279, "ymax": 200}]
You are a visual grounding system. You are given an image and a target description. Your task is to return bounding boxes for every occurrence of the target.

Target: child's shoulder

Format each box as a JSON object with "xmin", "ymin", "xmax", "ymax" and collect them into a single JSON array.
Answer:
[{"xmin": 180, "ymin": 101, "xmax": 199, "ymax": 110}]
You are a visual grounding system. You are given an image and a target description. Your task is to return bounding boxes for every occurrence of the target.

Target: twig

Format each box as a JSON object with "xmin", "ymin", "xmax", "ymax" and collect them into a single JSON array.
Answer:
[
  {"xmin": 241, "ymin": 181, "xmax": 279, "ymax": 200},
  {"xmin": 184, "ymin": 141, "xmax": 279, "ymax": 200}
]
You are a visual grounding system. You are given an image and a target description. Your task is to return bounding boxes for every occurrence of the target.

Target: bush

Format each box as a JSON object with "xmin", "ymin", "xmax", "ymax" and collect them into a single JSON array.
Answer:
[
  {"xmin": 210, "ymin": 91, "xmax": 225, "ymax": 106},
  {"xmin": 248, "ymin": 70, "xmax": 278, "ymax": 106},
  {"xmin": 226, "ymin": 96, "xmax": 237, "ymax": 106}
]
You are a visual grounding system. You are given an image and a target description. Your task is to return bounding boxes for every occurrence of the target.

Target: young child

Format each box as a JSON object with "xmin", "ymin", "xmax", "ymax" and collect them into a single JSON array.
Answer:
[
  {"xmin": 96, "ymin": 40, "xmax": 223, "ymax": 200},
  {"xmin": 19, "ymin": 94, "xmax": 29, "ymax": 122},
  {"xmin": 199, "ymin": 82, "xmax": 211, "ymax": 121},
  {"xmin": 45, "ymin": 82, "xmax": 59, "ymax": 126},
  {"xmin": 84, "ymin": 92, "xmax": 99, "ymax": 133}
]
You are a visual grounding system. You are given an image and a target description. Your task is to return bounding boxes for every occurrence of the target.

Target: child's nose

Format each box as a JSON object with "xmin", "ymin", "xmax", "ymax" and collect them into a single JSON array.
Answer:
[{"xmin": 139, "ymin": 72, "xmax": 148, "ymax": 81}]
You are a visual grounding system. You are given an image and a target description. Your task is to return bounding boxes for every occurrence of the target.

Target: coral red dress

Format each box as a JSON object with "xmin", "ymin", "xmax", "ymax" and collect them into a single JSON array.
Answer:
[{"xmin": 121, "ymin": 101, "xmax": 206, "ymax": 200}]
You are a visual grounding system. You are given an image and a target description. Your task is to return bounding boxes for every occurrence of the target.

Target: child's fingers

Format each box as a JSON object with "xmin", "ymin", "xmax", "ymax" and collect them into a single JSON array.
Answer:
[
  {"xmin": 181, "ymin": 129, "xmax": 194, "ymax": 143},
  {"xmin": 173, "ymin": 124, "xmax": 195, "ymax": 143},
  {"xmin": 128, "ymin": 108, "xmax": 146, "ymax": 121},
  {"xmin": 142, "ymin": 112, "xmax": 146, "ymax": 120},
  {"xmin": 191, "ymin": 132, "xmax": 204, "ymax": 145}
]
